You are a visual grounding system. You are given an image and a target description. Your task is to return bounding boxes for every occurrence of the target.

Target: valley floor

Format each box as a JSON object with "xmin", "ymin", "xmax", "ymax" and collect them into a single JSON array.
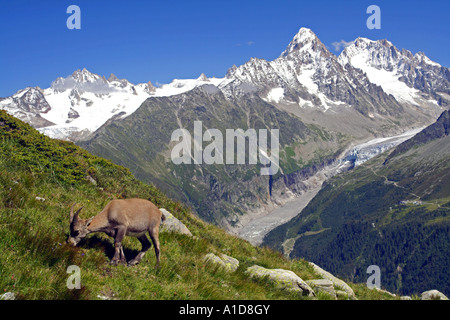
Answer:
[{"xmin": 232, "ymin": 128, "xmax": 423, "ymax": 246}]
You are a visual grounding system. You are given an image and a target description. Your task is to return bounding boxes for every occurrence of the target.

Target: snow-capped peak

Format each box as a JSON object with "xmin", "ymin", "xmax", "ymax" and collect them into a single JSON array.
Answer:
[
  {"xmin": 338, "ymin": 38, "xmax": 447, "ymax": 106},
  {"xmin": 50, "ymin": 68, "xmax": 113, "ymax": 94},
  {"xmin": 280, "ymin": 27, "xmax": 320, "ymax": 57},
  {"xmin": 292, "ymin": 27, "xmax": 317, "ymax": 43},
  {"xmin": 338, "ymin": 38, "xmax": 397, "ymax": 68},
  {"xmin": 71, "ymin": 68, "xmax": 103, "ymax": 83}
]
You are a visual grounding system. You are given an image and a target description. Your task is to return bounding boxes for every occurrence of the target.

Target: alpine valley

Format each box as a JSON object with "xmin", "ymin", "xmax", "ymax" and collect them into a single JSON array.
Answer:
[
  {"xmin": 1, "ymin": 28, "xmax": 449, "ymax": 295},
  {"xmin": 263, "ymin": 110, "xmax": 450, "ymax": 296}
]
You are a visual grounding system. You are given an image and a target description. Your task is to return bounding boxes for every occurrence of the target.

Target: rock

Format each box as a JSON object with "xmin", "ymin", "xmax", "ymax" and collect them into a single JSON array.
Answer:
[
  {"xmin": 306, "ymin": 279, "xmax": 337, "ymax": 299},
  {"xmin": 309, "ymin": 262, "xmax": 356, "ymax": 299},
  {"xmin": 374, "ymin": 287, "xmax": 396, "ymax": 298},
  {"xmin": 246, "ymin": 265, "xmax": 315, "ymax": 297},
  {"xmin": 335, "ymin": 290, "xmax": 350, "ymax": 300},
  {"xmin": 159, "ymin": 208, "xmax": 193, "ymax": 237},
  {"xmin": 85, "ymin": 175, "xmax": 97, "ymax": 185},
  {"xmin": 400, "ymin": 296, "xmax": 412, "ymax": 300},
  {"xmin": 420, "ymin": 290, "xmax": 448, "ymax": 300},
  {"xmin": 0, "ymin": 292, "xmax": 15, "ymax": 300},
  {"xmin": 203, "ymin": 253, "xmax": 239, "ymax": 273}
]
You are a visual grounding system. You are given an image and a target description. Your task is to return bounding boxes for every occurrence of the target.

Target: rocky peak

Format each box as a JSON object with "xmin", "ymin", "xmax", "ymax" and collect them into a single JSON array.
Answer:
[
  {"xmin": 71, "ymin": 68, "xmax": 102, "ymax": 83},
  {"xmin": 108, "ymin": 73, "xmax": 120, "ymax": 82},
  {"xmin": 223, "ymin": 27, "xmax": 404, "ymax": 114},
  {"xmin": 225, "ymin": 64, "xmax": 238, "ymax": 79},
  {"xmin": 145, "ymin": 81, "xmax": 156, "ymax": 93},
  {"xmin": 339, "ymin": 37, "xmax": 449, "ymax": 104},
  {"xmin": 14, "ymin": 87, "xmax": 51, "ymax": 113},
  {"xmin": 197, "ymin": 73, "xmax": 209, "ymax": 82},
  {"xmin": 280, "ymin": 27, "xmax": 328, "ymax": 58},
  {"xmin": 339, "ymin": 38, "xmax": 401, "ymax": 71}
]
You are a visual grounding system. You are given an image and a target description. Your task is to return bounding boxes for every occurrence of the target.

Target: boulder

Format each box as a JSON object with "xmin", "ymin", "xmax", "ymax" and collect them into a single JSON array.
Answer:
[
  {"xmin": 246, "ymin": 265, "xmax": 315, "ymax": 297},
  {"xmin": 373, "ymin": 287, "xmax": 396, "ymax": 298},
  {"xmin": 309, "ymin": 262, "xmax": 356, "ymax": 299},
  {"xmin": 203, "ymin": 253, "xmax": 239, "ymax": 273},
  {"xmin": 159, "ymin": 208, "xmax": 193, "ymax": 237},
  {"xmin": 85, "ymin": 175, "xmax": 97, "ymax": 185},
  {"xmin": 306, "ymin": 279, "xmax": 337, "ymax": 299},
  {"xmin": 0, "ymin": 292, "xmax": 15, "ymax": 300},
  {"xmin": 420, "ymin": 290, "xmax": 448, "ymax": 300},
  {"xmin": 335, "ymin": 290, "xmax": 350, "ymax": 300}
]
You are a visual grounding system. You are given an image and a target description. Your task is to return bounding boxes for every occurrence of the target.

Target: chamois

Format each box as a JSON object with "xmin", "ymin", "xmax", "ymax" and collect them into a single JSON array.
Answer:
[{"xmin": 68, "ymin": 198, "xmax": 165, "ymax": 267}]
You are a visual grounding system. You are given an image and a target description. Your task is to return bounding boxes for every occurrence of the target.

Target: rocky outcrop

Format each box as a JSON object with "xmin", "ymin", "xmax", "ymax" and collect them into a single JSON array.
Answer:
[
  {"xmin": 203, "ymin": 253, "xmax": 239, "ymax": 273},
  {"xmin": 420, "ymin": 290, "xmax": 448, "ymax": 300},
  {"xmin": 309, "ymin": 262, "xmax": 356, "ymax": 299},
  {"xmin": 159, "ymin": 208, "xmax": 193, "ymax": 237},
  {"xmin": 306, "ymin": 279, "xmax": 337, "ymax": 299},
  {"xmin": 0, "ymin": 292, "xmax": 15, "ymax": 300},
  {"xmin": 245, "ymin": 265, "xmax": 315, "ymax": 297}
]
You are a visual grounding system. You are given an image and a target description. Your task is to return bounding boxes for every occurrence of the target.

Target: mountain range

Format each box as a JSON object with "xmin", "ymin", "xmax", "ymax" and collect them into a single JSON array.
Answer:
[
  {"xmin": 1, "ymin": 28, "xmax": 447, "ymax": 142},
  {"xmin": 1, "ymin": 27, "xmax": 448, "ymax": 228}
]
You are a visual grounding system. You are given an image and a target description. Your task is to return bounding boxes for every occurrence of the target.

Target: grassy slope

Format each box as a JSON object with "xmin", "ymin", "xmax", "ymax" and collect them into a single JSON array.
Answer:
[{"xmin": 0, "ymin": 110, "xmax": 394, "ymax": 300}]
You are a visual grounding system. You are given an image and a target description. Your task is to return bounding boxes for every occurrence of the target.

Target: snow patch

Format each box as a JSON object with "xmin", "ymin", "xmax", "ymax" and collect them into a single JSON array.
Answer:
[
  {"xmin": 297, "ymin": 69, "xmax": 318, "ymax": 94},
  {"xmin": 265, "ymin": 87, "xmax": 284, "ymax": 103},
  {"xmin": 349, "ymin": 54, "xmax": 420, "ymax": 105}
]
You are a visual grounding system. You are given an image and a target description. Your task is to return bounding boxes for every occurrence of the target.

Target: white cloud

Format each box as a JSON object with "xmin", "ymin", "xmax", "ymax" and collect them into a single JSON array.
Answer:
[
  {"xmin": 331, "ymin": 40, "xmax": 354, "ymax": 51},
  {"xmin": 236, "ymin": 41, "xmax": 255, "ymax": 47}
]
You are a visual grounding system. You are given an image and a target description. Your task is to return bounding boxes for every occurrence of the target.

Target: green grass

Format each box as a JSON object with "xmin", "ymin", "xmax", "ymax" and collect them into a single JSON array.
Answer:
[{"xmin": 0, "ymin": 110, "xmax": 395, "ymax": 300}]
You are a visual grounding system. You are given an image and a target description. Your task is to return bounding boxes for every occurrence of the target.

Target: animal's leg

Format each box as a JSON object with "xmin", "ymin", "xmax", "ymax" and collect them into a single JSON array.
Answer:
[
  {"xmin": 119, "ymin": 246, "xmax": 127, "ymax": 264},
  {"xmin": 128, "ymin": 235, "xmax": 151, "ymax": 266},
  {"xmin": 111, "ymin": 226, "xmax": 126, "ymax": 265},
  {"xmin": 148, "ymin": 226, "xmax": 161, "ymax": 268}
]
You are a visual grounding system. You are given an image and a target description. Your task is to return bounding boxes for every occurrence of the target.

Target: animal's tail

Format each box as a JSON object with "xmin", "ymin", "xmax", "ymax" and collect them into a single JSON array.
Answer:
[{"xmin": 160, "ymin": 210, "xmax": 167, "ymax": 223}]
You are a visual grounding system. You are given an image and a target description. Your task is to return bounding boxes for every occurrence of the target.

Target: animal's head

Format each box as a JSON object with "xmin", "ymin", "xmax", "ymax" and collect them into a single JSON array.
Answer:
[{"xmin": 68, "ymin": 204, "xmax": 93, "ymax": 246}]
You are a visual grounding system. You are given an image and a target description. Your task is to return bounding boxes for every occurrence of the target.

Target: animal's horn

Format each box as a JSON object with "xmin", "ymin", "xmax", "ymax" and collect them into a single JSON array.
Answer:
[
  {"xmin": 70, "ymin": 203, "xmax": 76, "ymax": 223},
  {"xmin": 73, "ymin": 207, "xmax": 83, "ymax": 222},
  {"xmin": 70, "ymin": 204, "xmax": 83, "ymax": 224}
]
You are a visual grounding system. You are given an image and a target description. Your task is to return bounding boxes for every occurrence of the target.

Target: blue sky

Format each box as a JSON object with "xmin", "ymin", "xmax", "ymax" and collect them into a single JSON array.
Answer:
[{"xmin": 0, "ymin": 0, "xmax": 449, "ymax": 97}]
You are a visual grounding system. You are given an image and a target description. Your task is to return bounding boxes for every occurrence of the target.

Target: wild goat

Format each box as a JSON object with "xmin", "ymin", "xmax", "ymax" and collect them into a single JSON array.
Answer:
[{"xmin": 68, "ymin": 198, "xmax": 165, "ymax": 267}]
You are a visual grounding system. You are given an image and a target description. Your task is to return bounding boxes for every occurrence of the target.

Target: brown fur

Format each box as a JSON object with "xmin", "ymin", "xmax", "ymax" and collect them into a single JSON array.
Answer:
[{"xmin": 68, "ymin": 198, "xmax": 165, "ymax": 267}]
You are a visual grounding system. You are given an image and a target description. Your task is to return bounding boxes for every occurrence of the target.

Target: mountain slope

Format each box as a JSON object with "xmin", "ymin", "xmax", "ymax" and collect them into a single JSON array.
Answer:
[
  {"xmin": 384, "ymin": 110, "xmax": 450, "ymax": 163},
  {"xmin": 80, "ymin": 85, "xmax": 350, "ymax": 227},
  {"xmin": 263, "ymin": 110, "xmax": 450, "ymax": 296}
]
